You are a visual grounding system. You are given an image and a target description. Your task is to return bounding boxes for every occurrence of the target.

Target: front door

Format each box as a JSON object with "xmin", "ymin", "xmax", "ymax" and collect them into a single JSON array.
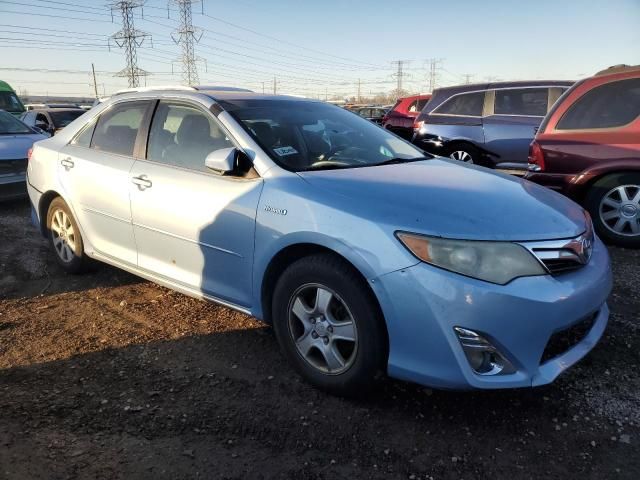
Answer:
[{"xmin": 129, "ymin": 100, "xmax": 263, "ymax": 308}]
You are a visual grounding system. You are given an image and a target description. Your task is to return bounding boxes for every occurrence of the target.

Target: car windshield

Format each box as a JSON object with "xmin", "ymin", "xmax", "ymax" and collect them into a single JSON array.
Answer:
[
  {"xmin": 0, "ymin": 91, "xmax": 25, "ymax": 113},
  {"xmin": 50, "ymin": 110, "xmax": 85, "ymax": 128},
  {"xmin": 223, "ymin": 99, "xmax": 428, "ymax": 171},
  {"xmin": 0, "ymin": 110, "xmax": 32, "ymax": 134}
]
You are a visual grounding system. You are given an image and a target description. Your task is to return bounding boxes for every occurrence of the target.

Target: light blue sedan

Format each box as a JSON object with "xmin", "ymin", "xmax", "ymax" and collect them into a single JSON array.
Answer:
[
  {"xmin": 26, "ymin": 88, "xmax": 612, "ymax": 395},
  {"xmin": 0, "ymin": 110, "xmax": 48, "ymax": 200}
]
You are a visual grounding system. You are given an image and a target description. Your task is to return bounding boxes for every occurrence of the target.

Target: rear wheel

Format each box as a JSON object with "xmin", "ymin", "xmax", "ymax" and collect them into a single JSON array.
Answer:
[
  {"xmin": 46, "ymin": 197, "xmax": 91, "ymax": 273},
  {"xmin": 272, "ymin": 254, "xmax": 387, "ymax": 396},
  {"xmin": 585, "ymin": 173, "xmax": 640, "ymax": 248}
]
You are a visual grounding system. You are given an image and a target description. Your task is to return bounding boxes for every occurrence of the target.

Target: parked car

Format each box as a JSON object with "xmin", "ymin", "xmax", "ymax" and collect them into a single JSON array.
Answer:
[
  {"xmin": 27, "ymin": 87, "xmax": 611, "ymax": 395},
  {"xmin": 412, "ymin": 81, "xmax": 574, "ymax": 168},
  {"xmin": 0, "ymin": 109, "xmax": 48, "ymax": 200},
  {"xmin": 20, "ymin": 108, "xmax": 86, "ymax": 136},
  {"xmin": 382, "ymin": 94, "xmax": 431, "ymax": 139},
  {"xmin": 525, "ymin": 65, "xmax": 640, "ymax": 248},
  {"xmin": 0, "ymin": 80, "xmax": 26, "ymax": 117},
  {"xmin": 352, "ymin": 106, "xmax": 388, "ymax": 124}
]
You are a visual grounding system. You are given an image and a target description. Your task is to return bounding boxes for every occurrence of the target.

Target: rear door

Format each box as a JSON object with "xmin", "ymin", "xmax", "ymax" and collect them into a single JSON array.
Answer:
[
  {"xmin": 57, "ymin": 100, "xmax": 152, "ymax": 266},
  {"xmin": 129, "ymin": 100, "xmax": 263, "ymax": 307},
  {"xmin": 482, "ymin": 87, "xmax": 549, "ymax": 165}
]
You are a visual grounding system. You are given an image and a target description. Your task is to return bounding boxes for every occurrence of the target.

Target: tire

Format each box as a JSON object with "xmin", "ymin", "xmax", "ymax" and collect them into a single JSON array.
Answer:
[
  {"xmin": 46, "ymin": 197, "xmax": 91, "ymax": 273},
  {"xmin": 445, "ymin": 143, "xmax": 480, "ymax": 164},
  {"xmin": 585, "ymin": 173, "xmax": 640, "ymax": 248},
  {"xmin": 272, "ymin": 254, "xmax": 387, "ymax": 396}
]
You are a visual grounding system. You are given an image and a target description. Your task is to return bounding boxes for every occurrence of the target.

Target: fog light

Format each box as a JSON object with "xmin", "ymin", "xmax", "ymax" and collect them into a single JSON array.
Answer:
[{"xmin": 454, "ymin": 327, "xmax": 516, "ymax": 376}]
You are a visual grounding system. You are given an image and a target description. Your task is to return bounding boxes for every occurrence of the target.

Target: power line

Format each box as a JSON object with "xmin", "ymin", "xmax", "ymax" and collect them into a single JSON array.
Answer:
[{"xmin": 0, "ymin": 8, "xmax": 113, "ymax": 22}]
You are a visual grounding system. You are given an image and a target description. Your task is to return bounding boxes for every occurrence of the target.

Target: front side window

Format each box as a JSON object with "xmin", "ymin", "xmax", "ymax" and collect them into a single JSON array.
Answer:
[
  {"xmin": 556, "ymin": 78, "xmax": 640, "ymax": 130},
  {"xmin": 35, "ymin": 113, "xmax": 49, "ymax": 127},
  {"xmin": 434, "ymin": 92, "xmax": 484, "ymax": 116},
  {"xmin": 147, "ymin": 102, "xmax": 234, "ymax": 172},
  {"xmin": 494, "ymin": 88, "xmax": 548, "ymax": 116},
  {"xmin": 223, "ymin": 99, "xmax": 426, "ymax": 171},
  {"xmin": 90, "ymin": 101, "xmax": 148, "ymax": 156}
]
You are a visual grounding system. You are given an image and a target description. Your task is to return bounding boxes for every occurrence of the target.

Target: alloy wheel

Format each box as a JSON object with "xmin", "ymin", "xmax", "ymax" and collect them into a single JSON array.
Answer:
[
  {"xmin": 287, "ymin": 283, "xmax": 358, "ymax": 375},
  {"xmin": 599, "ymin": 184, "xmax": 640, "ymax": 237},
  {"xmin": 50, "ymin": 208, "xmax": 77, "ymax": 263},
  {"xmin": 449, "ymin": 150, "xmax": 473, "ymax": 163}
]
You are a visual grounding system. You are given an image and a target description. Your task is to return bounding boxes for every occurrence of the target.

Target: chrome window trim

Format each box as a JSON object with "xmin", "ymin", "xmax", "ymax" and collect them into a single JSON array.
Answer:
[{"xmin": 430, "ymin": 85, "xmax": 568, "ymax": 118}]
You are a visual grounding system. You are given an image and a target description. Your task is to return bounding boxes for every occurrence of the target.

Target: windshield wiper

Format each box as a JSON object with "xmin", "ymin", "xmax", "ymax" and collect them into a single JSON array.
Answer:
[{"xmin": 374, "ymin": 156, "xmax": 431, "ymax": 166}]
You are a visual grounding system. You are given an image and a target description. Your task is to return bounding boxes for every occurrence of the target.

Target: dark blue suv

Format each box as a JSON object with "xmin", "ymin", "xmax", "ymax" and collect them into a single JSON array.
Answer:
[{"xmin": 412, "ymin": 81, "xmax": 574, "ymax": 169}]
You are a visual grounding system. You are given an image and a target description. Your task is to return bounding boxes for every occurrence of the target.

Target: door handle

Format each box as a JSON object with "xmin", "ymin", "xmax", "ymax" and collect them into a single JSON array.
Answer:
[
  {"xmin": 60, "ymin": 157, "xmax": 74, "ymax": 169},
  {"xmin": 132, "ymin": 175, "xmax": 152, "ymax": 190}
]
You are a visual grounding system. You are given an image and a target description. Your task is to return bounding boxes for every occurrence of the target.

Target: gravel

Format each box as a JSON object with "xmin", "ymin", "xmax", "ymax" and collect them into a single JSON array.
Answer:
[{"xmin": 1, "ymin": 198, "xmax": 638, "ymax": 480}]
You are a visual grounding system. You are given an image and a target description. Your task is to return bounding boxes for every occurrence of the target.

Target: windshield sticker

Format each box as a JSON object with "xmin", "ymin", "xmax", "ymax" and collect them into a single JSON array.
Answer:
[{"xmin": 273, "ymin": 146, "xmax": 298, "ymax": 156}]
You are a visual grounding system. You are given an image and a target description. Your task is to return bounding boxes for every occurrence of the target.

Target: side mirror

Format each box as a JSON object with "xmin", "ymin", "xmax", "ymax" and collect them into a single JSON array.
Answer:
[{"xmin": 205, "ymin": 147, "xmax": 237, "ymax": 175}]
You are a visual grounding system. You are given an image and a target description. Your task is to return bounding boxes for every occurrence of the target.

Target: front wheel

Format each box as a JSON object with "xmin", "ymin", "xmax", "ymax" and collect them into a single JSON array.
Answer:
[
  {"xmin": 272, "ymin": 254, "xmax": 387, "ymax": 396},
  {"xmin": 586, "ymin": 173, "xmax": 640, "ymax": 248}
]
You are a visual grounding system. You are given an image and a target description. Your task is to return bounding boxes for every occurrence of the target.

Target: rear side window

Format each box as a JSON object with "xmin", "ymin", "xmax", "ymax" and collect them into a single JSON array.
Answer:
[
  {"xmin": 556, "ymin": 78, "xmax": 640, "ymax": 130},
  {"xmin": 434, "ymin": 92, "xmax": 484, "ymax": 116},
  {"xmin": 407, "ymin": 98, "xmax": 429, "ymax": 113},
  {"xmin": 71, "ymin": 120, "xmax": 97, "ymax": 148},
  {"xmin": 90, "ymin": 102, "xmax": 149, "ymax": 156},
  {"xmin": 494, "ymin": 88, "xmax": 548, "ymax": 116}
]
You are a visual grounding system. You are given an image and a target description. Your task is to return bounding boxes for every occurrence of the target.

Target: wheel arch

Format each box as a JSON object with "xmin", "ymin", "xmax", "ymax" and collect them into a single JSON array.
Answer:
[
  {"xmin": 258, "ymin": 241, "xmax": 385, "ymax": 332},
  {"xmin": 37, "ymin": 189, "xmax": 63, "ymax": 236},
  {"xmin": 568, "ymin": 164, "xmax": 640, "ymax": 203}
]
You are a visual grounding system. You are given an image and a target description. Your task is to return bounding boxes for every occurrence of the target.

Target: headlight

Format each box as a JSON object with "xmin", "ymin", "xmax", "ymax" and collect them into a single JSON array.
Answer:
[{"xmin": 396, "ymin": 232, "xmax": 546, "ymax": 284}]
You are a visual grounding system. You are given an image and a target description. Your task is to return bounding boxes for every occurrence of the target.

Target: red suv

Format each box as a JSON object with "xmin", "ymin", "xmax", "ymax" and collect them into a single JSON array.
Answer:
[
  {"xmin": 525, "ymin": 65, "xmax": 640, "ymax": 248},
  {"xmin": 382, "ymin": 94, "xmax": 431, "ymax": 139}
]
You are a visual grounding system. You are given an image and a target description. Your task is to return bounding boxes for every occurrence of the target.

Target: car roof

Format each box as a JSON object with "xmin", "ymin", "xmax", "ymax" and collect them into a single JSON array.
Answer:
[{"xmin": 594, "ymin": 64, "xmax": 640, "ymax": 77}]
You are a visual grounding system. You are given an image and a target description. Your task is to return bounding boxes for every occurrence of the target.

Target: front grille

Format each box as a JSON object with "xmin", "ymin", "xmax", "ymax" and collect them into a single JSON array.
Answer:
[
  {"xmin": 540, "ymin": 312, "xmax": 597, "ymax": 364},
  {"xmin": 523, "ymin": 227, "xmax": 594, "ymax": 276},
  {"xmin": 0, "ymin": 158, "xmax": 28, "ymax": 176},
  {"xmin": 539, "ymin": 257, "xmax": 585, "ymax": 274}
]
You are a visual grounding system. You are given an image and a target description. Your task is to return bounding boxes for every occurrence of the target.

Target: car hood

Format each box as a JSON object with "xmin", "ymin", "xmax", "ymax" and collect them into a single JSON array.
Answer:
[
  {"xmin": 297, "ymin": 159, "xmax": 586, "ymax": 241},
  {"xmin": 0, "ymin": 133, "xmax": 47, "ymax": 160}
]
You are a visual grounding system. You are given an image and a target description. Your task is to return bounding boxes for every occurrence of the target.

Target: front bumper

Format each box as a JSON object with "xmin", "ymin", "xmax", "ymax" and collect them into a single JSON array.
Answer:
[{"xmin": 372, "ymin": 235, "xmax": 612, "ymax": 389}]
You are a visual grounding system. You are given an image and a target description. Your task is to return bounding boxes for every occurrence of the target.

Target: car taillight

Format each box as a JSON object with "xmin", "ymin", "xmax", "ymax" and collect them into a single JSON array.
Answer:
[
  {"xmin": 528, "ymin": 140, "xmax": 545, "ymax": 172},
  {"xmin": 413, "ymin": 120, "xmax": 424, "ymax": 131},
  {"xmin": 27, "ymin": 148, "xmax": 33, "ymax": 162}
]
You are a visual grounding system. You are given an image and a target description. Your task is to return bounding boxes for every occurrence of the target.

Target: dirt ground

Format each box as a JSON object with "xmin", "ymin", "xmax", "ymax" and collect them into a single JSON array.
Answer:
[{"xmin": 0, "ymin": 198, "xmax": 638, "ymax": 480}]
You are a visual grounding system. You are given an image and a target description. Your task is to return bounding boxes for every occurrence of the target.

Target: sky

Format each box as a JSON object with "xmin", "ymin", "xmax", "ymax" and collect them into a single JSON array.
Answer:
[{"xmin": 1, "ymin": 0, "xmax": 639, "ymax": 99}]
